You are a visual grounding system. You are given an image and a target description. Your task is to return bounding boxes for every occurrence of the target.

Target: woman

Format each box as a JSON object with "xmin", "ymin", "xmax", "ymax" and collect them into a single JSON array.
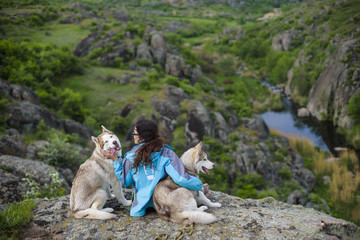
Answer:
[{"xmin": 103, "ymin": 119, "xmax": 203, "ymax": 217}]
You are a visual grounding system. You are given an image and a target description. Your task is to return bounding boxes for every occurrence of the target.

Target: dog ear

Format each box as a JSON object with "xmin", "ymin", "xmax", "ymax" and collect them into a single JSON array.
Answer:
[
  {"xmin": 195, "ymin": 141, "xmax": 202, "ymax": 150},
  {"xmin": 101, "ymin": 125, "xmax": 110, "ymax": 133},
  {"xmin": 91, "ymin": 136, "xmax": 99, "ymax": 145}
]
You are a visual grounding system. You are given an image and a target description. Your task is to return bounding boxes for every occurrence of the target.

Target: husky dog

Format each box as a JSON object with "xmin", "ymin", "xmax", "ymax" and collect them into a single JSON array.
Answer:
[
  {"xmin": 153, "ymin": 142, "xmax": 221, "ymax": 224},
  {"xmin": 70, "ymin": 125, "xmax": 132, "ymax": 220}
]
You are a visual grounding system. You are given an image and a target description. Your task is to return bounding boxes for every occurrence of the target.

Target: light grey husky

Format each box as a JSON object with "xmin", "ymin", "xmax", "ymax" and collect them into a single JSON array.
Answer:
[
  {"xmin": 153, "ymin": 142, "xmax": 221, "ymax": 224},
  {"xmin": 70, "ymin": 125, "xmax": 131, "ymax": 220}
]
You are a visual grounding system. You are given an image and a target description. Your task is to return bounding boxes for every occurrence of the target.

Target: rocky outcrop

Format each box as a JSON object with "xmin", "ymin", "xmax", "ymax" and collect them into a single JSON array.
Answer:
[
  {"xmin": 73, "ymin": 32, "xmax": 98, "ymax": 57},
  {"xmin": 272, "ymin": 30, "xmax": 302, "ymax": 51},
  {"xmin": 18, "ymin": 192, "xmax": 360, "ymax": 239},
  {"xmin": 243, "ymin": 115, "xmax": 270, "ymax": 140},
  {"xmin": 0, "ymin": 155, "xmax": 70, "ymax": 204},
  {"xmin": 61, "ymin": 119, "xmax": 94, "ymax": 139},
  {"xmin": 7, "ymin": 101, "xmax": 63, "ymax": 133},
  {"xmin": 7, "ymin": 101, "xmax": 93, "ymax": 138},
  {"xmin": 306, "ymin": 39, "xmax": 360, "ymax": 127},
  {"xmin": 2, "ymin": 80, "xmax": 94, "ymax": 138},
  {"xmin": 185, "ymin": 100, "xmax": 213, "ymax": 147},
  {"xmin": 151, "ymin": 86, "xmax": 186, "ymax": 143},
  {"xmin": 0, "ymin": 134, "xmax": 26, "ymax": 158},
  {"xmin": 0, "ymin": 80, "xmax": 40, "ymax": 105}
]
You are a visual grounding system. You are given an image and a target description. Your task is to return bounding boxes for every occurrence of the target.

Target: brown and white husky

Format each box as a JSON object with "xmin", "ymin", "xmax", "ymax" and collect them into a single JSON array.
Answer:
[
  {"xmin": 70, "ymin": 125, "xmax": 132, "ymax": 220},
  {"xmin": 153, "ymin": 142, "xmax": 221, "ymax": 224}
]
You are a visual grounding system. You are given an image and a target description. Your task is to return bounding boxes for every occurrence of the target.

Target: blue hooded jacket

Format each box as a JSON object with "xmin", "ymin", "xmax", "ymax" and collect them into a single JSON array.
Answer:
[{"xmin": 113, "ymin": 144, "xmax": 203, "ymax": 217}]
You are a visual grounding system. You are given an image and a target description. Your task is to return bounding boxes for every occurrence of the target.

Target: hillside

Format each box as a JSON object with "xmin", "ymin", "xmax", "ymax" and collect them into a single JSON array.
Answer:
[{"xmin": 1, "ymin": 0, "xmax": 360, "ymax": 237}]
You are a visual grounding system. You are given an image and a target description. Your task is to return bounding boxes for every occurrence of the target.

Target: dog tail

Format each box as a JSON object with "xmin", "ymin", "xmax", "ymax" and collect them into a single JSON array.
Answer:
[
  {"xmin": 180, "ymin": 211, "xmax": 217, "ymax": 225},
  {"xmin": 73, "ymin": 208, "xmax": 115, "ymax": 220}
]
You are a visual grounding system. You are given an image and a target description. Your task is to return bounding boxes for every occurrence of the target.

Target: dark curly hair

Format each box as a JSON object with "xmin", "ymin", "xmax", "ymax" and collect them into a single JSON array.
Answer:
[{"xmin": 132, "ymin": 119, "xmax": 164, "ymax": 173}]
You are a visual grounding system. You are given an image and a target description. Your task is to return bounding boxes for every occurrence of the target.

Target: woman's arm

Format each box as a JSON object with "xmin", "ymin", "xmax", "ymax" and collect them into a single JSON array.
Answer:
[
  {"xmin": 113, "ymin": 154, "xmax": 134, "ymax": 188},
  {"xmin": 164, "ymin": 150, "xmax": 202, "ymax": 191}
]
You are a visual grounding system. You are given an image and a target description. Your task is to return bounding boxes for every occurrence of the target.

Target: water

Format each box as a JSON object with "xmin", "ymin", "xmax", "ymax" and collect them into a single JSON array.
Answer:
[{"xmin": 260, "ymin": 81, "xmax": 339, "ymax": 154}]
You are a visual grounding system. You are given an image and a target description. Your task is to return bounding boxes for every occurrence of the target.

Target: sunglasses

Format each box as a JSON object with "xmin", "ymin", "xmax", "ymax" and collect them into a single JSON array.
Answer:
[{"xmin": 132, "ymin": 132, "xmax": 139, "ymax": 136}]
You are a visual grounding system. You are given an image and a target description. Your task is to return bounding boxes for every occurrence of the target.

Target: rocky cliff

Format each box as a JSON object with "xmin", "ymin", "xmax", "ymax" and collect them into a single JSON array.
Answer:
[{"xmin": 18, "ymin": 191, "xmax": 360, "ymax": 239}]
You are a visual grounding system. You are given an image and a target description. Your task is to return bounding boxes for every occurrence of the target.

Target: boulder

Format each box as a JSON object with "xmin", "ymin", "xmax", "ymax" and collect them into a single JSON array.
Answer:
[
  {"xmin": 26, "ymin": 140, "xmax": 48, "ymax": 160},
  {"xmin": 272, "ymin": 30, "xmax": 302, "ymax": 51},
  {"xmin": 151, "ymin": 86, "xmax": 185, "ymax": 143},
  {"xmin": 297, "ymin": 107, "xmax": 310, "ymax": 117},
  {"xmin": 19, "ymin": 193, "xmax": 360, "ymax": 239},
  {"xmin": 0, "ymin": 80, "xmax": 40, "ymax": 105},
  {"xmin": 184, "ymin": 100, "xmax": 213, "ymax": 147},
  {"xmin": 73, "ymin": 32, "xmax": 98, "ymax": 57},
  {"xmin": 0, "ymin": 135, "xmax": 26, "ymax": 157},
  {"xmin": 165, "ymin": 53, "xmax": 186, "ymax": 78},
  {"xmin": 287, "ymin": 190, "xmax": 307, "ymax": 205},
  {"xmin": 61, "ymin": 119, "xmax": 94, "ymax": 139},
  {"xmin": 306, "ymin": 39, "xmax": 360, "ymax": 128},
  {"xmin": 213, "ymin": 112, "xmax": 228, "ymax": 142},
  {"xmin": 242, "ymin": 115, "xmax": 270, "ymax": 140},
  {"xmin": 7, "ymin": 101, "xmax": 63, "ymax": 133},
  {"xmin": 0, "ymin": 155, "xmax": 70, "ymax": 204},
  {"xmin": 136, "ymin": 43, "xmax": 153, "ymax": 63}
]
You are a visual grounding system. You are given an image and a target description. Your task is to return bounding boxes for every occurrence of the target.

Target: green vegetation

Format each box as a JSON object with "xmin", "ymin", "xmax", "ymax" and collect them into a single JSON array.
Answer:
[
  {"xmin": 289, "ymin": 137, "xmax": 360, "ymax": 226},
  {"xmin": 0, "ymin": 199, "xmax": 36, "ymax": 239},
  {"xmin": 23, "ymin": 170, "xmax": 66, "ymax": 199}
]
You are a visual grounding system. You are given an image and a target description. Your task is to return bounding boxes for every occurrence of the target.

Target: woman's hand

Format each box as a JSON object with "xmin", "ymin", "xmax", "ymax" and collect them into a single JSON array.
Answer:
[{"xmin": 101, "ymin": 149, "xmax": 119, "ymax": 161}]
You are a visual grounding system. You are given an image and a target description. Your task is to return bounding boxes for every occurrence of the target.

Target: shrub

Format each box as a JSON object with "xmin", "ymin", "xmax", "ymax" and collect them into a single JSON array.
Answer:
[
  {"xmin": 348, "ymin": 92, "xmax": 360, "ymax": 124},
  {"xmin": 22, "ymin": 170, "xmax": 66, "ymax": 199},
  {"xmin": 37, "ymin": 130, "xmax": 83, "ymax": 168},
  {"xmin": 0, "ymin": 199, "xmax": 36, "ymax": 238},
  {"xmin": 59, "ymin": 88, "xmax": 87, "ymax": 123},
  {"xmin": 136, "ymin": 58, "xmax": 152, "ymax": 67},
  {"xmin": 138, "ymin": 78, "xmax": 152, "ymax": 90},
  {"xmin": 164, "ymin": 75, "xmax": 180, "ymax": 87},
  {"xmin": 279, "ymin": 167, "xmax": 292, "ymax": 180},
  {"xmin": 235, "ymin": 173, "xmax": 267, "ymax": 190},
  {"xmin": 276, "ymin": 181, "xmax": 301, "ymax": 202}
]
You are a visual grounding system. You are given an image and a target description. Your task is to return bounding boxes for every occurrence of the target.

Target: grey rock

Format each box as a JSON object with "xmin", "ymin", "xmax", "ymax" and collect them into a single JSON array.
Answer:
[
  {"xmin": 243, "ymin": 115, "xmax": 270, "ymax": 139},
  {"xmin": 26, "ymin": 140, "xmax": 48, "ymax": 160},
  {"xmin": 287, "ymin": 190, "xmax": 306, "ymax": 205},
  {"xmin": 7, "ymin": 101, "xmax": 63, "ymax": 133},
  {"xmin": 0, "ymin": 80, "xmax": 40, "ymax": 105},
  {"xmin": 165, "ymin": 53, "xmax": 186, "ymax": 78},
  {"xmin": 307, "ymin": 39, "xmax": 360, "ymax": 128},
  {"xmin": 297, "ymin": 107, "xmax": 310, "ymax": 117},
  {"xmin": 136, "ymin": 43, "xmax": 153, "ymax": 63},
  {"xmin": 185, "ymin": 100, "xmax": 213, "ymax": 147},
  {"xmin": 272, "ymin": 30, "xmax": 302, "ymax": 51},
  {"xmin": 0, "ymin": 135, "xmax": 26, "ymax": 157},
  {"xmin": 73, "ymin": 32, "xmax": 98, "ymax": 57},
  {"xmin": 213, "ymin": 112, "xmax": 228, "ymax": 142},
  {"xmin": 21, "ymin": 193, "xmax": 360, "ymax": 239},
  {"xmin": 0, "ymin": 155, "xmax": 70, "ymax": 204},
  {"xmin": 0, "ymin": 168, "xmax": 27, "ymax": 204},
  {"xmin": 61, "ymin": 119, "xmax": 94, "ymax": 139}
]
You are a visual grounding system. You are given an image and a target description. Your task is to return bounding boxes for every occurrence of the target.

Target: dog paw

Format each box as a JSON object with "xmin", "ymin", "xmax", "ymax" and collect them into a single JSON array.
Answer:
[
  {"xmin": 212, "ymin": 202, "xmax": 222, "ymax": 208},
  {"xmin": 199, "ymin": 206, "xmax": 208, "ymax": 211},
  {"xmin": 102, "ymin": 208, "xmax": 114, "ymax": 213},
  {"xmin": 123, "ymin": 200, "xmax": 132, "ymax": 206}
]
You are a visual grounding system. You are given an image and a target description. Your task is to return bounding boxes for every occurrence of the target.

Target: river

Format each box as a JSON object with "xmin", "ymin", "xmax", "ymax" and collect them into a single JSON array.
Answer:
[{"xmin": 260, "ymin": 82, "xmax": 344, "ymax": 155}]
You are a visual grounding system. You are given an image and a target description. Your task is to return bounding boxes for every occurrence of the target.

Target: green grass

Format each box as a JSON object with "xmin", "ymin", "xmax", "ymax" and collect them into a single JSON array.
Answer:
[
  {"xmin": 0, "ymin": 199, "xmax": 36, "ymax": 239},
  {"xmin": 0, "ymin": 20, "xmax": 91, "ymax": 50},
  {"xmin": 62, "ymin": 66, "xmax": 161, "ymax": 134}
]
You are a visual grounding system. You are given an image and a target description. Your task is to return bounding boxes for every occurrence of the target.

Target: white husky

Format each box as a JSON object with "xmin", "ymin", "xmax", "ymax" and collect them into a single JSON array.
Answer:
[
  {"xmin": 70, "ymin": 125, "xmax": 132, "ymax": 220},
  {"xmin": 153, "ymin": 142, "xmax": 221, "ymax": 224}
]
